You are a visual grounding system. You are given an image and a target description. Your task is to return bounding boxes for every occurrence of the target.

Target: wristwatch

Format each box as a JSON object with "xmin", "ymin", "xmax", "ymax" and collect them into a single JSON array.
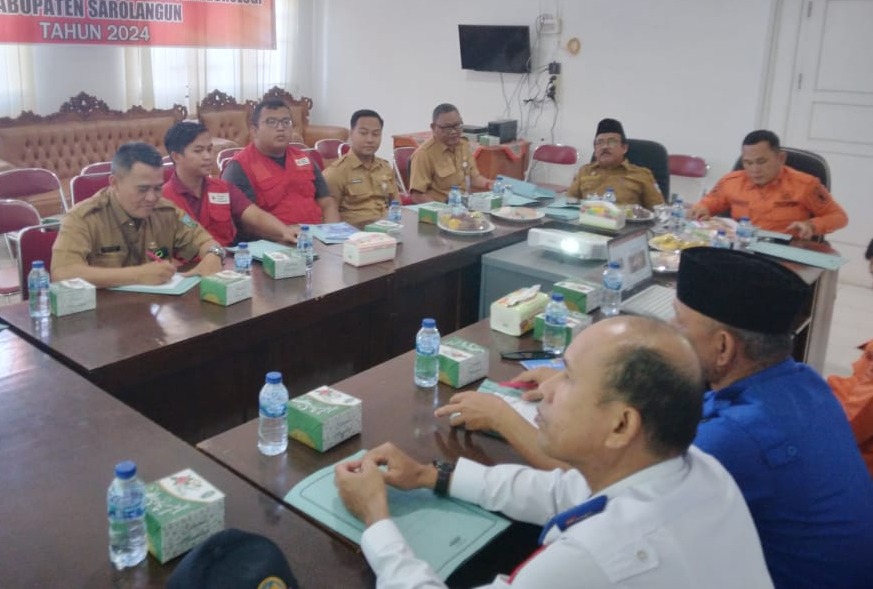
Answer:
[
  {"xmin": 206, "ymin": 245, "xmax": 226, "ymax": 261},
  {"xmin": 432, "ymin": 460, "xmax": 455, "ymax": 497}
]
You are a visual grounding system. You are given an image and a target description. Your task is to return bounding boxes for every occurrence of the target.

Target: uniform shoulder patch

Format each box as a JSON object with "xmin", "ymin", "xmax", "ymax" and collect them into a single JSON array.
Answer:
[{"xmin": 180, "ymin": 213, "xmax": 198, "ymax": 228}]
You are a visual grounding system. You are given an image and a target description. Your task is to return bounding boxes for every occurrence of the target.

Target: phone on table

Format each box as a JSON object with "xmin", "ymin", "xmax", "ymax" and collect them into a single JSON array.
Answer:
[{"xmin": 500, "ymin": 350, "xmax": 559, "ymax": 361}]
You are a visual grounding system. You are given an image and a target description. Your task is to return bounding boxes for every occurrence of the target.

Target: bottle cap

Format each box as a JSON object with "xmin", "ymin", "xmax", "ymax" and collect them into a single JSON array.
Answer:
[
  {"xmin": 550, "ymin": 292, "xmax": 564, "ymax": 302},
  {"xmin": 739, "ymin": 216, "xmax": 750, "ymax": 223},
  {"xmin": 32, "ymin": 260, "xmax": 44, "ymax": 269},
  {"xmin": 422, "ymin": 318, "xmax": 436, "ymax": 328},
  {"xmin": 608, "ymin": 261, "xmax": 621, "ymax": 268},
  {"xmin": 390, "ymin": 200, "xmax": 399, "ymax": 206},
  {"xmin": 450, "ymin": 185, "xmax": 459, "ymax": 190},
  {"xmin": 114, "ymin": 460, "xmax": 137, "ymax": 480},
  {"xmin": 265, "ymin": 371, "xmax": 282, "ymax": 384},
  {"xmin": 300, "ymin": 225, "xmax": 310, "ymax": 230},
  {"xmin": 717, "ymin": 229, "xmax": 726, "ymax": 235},
  {"xmin": 238, "ymin": 242, "xmax": 248, "ymax": 249}
]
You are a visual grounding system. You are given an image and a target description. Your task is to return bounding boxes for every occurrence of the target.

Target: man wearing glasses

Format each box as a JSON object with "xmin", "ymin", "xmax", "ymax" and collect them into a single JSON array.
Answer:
[
  {"xmin": 408, "ymin": 103, "xmax": 494, "ymax": 203},
  {"xmin": 567, "ymin": 118, "xmax": 664, "ymax": 210},
  {"xmin": 223, "ymin": 99, "xmax": 340, "ymax": 227}
]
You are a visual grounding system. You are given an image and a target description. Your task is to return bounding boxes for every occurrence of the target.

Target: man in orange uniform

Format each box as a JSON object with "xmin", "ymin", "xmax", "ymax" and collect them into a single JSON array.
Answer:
[
  {"xmin": 163, "ymin": 121, "xmax": 298, "ymax": 246},
  {"xmin": 828, "ymin": 340, "xmax": 873, "ymax": 477},
  {"xmin": 689, "ymin": 130, "xmax": 847, "ymax": 239},
  {"xmin": 222, "ymin": 99, "xmax": 340, "ymax": 226}
]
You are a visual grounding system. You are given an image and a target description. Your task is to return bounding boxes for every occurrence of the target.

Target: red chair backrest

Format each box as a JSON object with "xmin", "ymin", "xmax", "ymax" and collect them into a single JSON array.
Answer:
[
  {"xmin": 304, "ymin": 148, "xmax": 325, "ymax": 171},
  {"xmin": 70, "ymin": 173, "xmax": 111, "ymax": 206},
  {"xmin": 393, "ymin": 147, "xmax": 417, "ymax": 193},
  {"xmin": 217, "ymin": 147, "xmax": 243, "ymax": 167},
  {"xmin": 163, "ymin": 163, "xmax": 174, "ymax": 183},
  {"xmin": 532, "ymin": 144, "xmax": 578, "ymax": 165},
  {"xmin": 289, "ymin": 142, "xmax": 309, "ymax": 150},
  {"xmin": 315, "ymin": 139, "xmax": 343, "ymax": 161},
  {"xmin": 17, "ymin": 223, "xmax": 60, "ymax": 300},
  {"xmin": 668, "ymin": 154, "xmax": 708, "ymax": 178},
  {"xmin": 339, "ymin": 142, "xmax": 351, "ymax": 157},
  {"xmin": 81, "ymin": 161, "xmax": 112, "ymax": 175},
  {"xmin": 0, "ymin": 198, "xmax": 41, "ymax": 234}
]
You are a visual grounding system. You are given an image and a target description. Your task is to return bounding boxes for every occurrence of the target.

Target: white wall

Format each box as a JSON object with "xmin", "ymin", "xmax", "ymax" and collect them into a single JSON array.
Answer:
[
  {"xmin": 31, "ymin": 46, "xmax": 127, "ymax": 112},
  {"xmin": 310, "ymin": 0, "xmax": 776, "ymax": 197}
]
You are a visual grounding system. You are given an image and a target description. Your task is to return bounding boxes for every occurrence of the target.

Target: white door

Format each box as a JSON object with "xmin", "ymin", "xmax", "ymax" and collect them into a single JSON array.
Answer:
[{"xmin": 783, "ymin": 0, "xmax": 873, "ymax": 249}]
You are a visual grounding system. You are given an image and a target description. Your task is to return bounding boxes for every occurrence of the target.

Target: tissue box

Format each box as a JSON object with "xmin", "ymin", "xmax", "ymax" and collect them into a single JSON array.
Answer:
[
  {"xmin": 263, "ymin": 249, "xmax": 306, "ymax": 279},
  {"xmin": 533, "ymin": 310, "xmax": 593, "ymax": 345},
  {"xmin": 478, "ymin": 134, "xmax": 500, "ymax": 147},
  {"xmin": 418, "ymin": 202, "xmax": 450, "ymax": 224},
  {"xmin": 578, "ymin": 201, "xmax": 626, "ymax": 230},
  {"xmin": 490, "ymin": 287, "xmax": 550, "ymax": 336},
  {"xmin": 288, "ymin": 386, "xmax": 362, "ymax": 452},
  {"xmin": 200, "ymin": 270, "xmax": 252, "ymax": 306},
  {"xmin": 465, "ymin": 192, "xmax": 503, "ymax": 212},
  {"xmin": 343, "ymin": 232, "xmax": 397, "ymax": 267},
  {"xmin": 439, "ymin": 336, "xmax": 489, "ymax": 388},
  {"xmin": 364, "ymin": 220, "xmax": 403, "ymax": 243},
  {"xmin": 553, "ymin": 280, "xmax": 603, "ymax": 313},
  {"xmin": 144, "ymin": 469, "xmax": 225, "ymax": 564},
  {"xmin": 49, "ymin": 278, "xmax": 96, "ymax": 316}
]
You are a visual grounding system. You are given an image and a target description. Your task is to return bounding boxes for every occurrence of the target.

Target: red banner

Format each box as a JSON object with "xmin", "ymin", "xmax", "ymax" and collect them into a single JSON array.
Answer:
[{"xmin": 0, "ymin": 0, "xmax": 275, "ymax": 48}]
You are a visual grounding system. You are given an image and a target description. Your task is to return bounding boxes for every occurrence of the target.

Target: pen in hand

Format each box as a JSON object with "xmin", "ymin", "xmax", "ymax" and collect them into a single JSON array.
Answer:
[{"xmin": 145, "ymin": 250, "xmax": 163, "ymax": 263}]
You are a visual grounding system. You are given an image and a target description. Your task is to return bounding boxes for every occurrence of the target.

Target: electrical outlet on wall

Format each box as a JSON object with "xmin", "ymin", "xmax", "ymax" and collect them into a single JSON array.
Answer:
[{"xmin": 538, "ymin": 13, "xmax": 561, "ymax": 35}]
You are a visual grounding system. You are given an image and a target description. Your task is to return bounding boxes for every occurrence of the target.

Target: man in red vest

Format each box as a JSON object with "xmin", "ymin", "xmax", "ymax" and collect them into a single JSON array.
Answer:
[
  {"xmin": 163, "ymin": 122, "xmax": 298, "ymax": 247},
  {"xmin": 222, "ymin": 99, "xmax": 340, "ymax": 226}
]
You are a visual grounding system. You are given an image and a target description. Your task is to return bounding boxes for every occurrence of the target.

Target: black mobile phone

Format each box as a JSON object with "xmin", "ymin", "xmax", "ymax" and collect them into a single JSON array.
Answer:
[{"xmin": 500, "ymin": 350, "xmax": 559, "ymax": 361}]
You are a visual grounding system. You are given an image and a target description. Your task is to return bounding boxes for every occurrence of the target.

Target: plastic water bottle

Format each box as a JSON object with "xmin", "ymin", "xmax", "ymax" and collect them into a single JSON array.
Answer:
[
  {"xmin": 542, "ymin": 293, "xmax": 569, "ymax": 355},
  {"xmin": 602, "ymin": 261, "xmax": 623, "ymax": 317},
  {"xmin": 735, "ymin": 216, "xmax": 755, "ymax": 251},
  {"xmin": 670, "ymin": 198, "xmax": 686, "ymax": 232},
  {"xmin": 107, "ymin": 460, "xmax": 148, "ymax": 570},
  {"xmin": 414, "ymin": 318, "xmax": 440, "ymax": 388},
  {"xmin": 711, "ymin": 229, "xmax": 731, "ymax": 249},
  {"xmin": 297, "ymin": 225, "xmax": 314, "ymax": 271},
  {"xmin": 234, "ymin": 242, "xmax": 252, "ymax": 275},
  {"xmin": 388, "ymin": 200, "xmax": 402, "ymax": 223},
  {"xmin": 603, "ymin": 187, "xmax": 616, "ymax": 204},
  {"xmin": 258, "ymin": 371, "xmax": 289, "ymax": 456},
  {"xmin": 27, "ymin": 260, "xmax": 50, "ymax": 319},
  {"xmin": 448, "ymin": 185, "xmax": 463, "ymax": 213}
]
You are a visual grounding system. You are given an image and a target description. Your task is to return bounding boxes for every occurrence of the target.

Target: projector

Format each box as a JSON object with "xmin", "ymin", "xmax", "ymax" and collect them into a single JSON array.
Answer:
[{"xmin": 527, "ymin": 228, "xmax": 610, "ymax": 260}]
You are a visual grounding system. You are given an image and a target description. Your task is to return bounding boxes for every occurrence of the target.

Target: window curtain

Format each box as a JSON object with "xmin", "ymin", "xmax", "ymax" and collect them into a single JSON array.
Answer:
[
  {"xmin": 0, "ymin": 46, "xmax": 35, "ymax": 117},
  {"xmin": 123, "ymin": 0, "xmax": 303, "ymax": 114}
]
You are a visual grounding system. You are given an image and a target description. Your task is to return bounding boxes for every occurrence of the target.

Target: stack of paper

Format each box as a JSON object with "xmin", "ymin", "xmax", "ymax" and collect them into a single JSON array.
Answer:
[{"xmin": 310, "ymin": 223, "xmax": 358, "ymax": 244}]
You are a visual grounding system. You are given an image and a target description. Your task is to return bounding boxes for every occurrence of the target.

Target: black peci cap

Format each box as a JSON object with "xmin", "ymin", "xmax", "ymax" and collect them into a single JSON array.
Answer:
[{"xmin": 595, "ymin": 118, "xmax": 626, "ymax": 142}]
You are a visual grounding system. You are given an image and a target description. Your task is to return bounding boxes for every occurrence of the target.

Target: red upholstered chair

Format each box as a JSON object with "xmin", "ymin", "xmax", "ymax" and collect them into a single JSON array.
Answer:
[
  {"xmin": 81, "ymin": 161, "xmax": 112, "ymax": 175},
  {"xmin": 0, "ymin": 167, "xmax": 68, "ymax": 213},
  {"xmin": 304, "ymin": 148, "xmax": 325, "ymax": 171},
  {"xmin": 163, "ymin": 163, "xmax": 174, "ymax": 183},
  {"xmin": 0, "ymin": 198, "xmax": 41, "ymax": 259},
  {"xmin": 16, "ymin": 222, "xmax": 60, "ymax": 300},
  {"xmin": 524, "ymin": 144, "xmax": 579, "ymax": 193},
  {"xmin": 70, "ymin": 173, "xmax": 111, "ymax": 206},
  {"xmin": 315, "ymin": 138, "xmax": 343, "ymax": 162},
  {"xmin": 339, "ymin": 142, "xmax": 351, "ymax": 157},
  {"xmin": 216, "ymin": 147, "xmax": 243, "ymax": 174},
  {"xmin": 392, "ymin": 146, "xmax": 417, "ymax": 205},
  {"xmin": 669, "ymin": 154, "xmax": 709, "ymax": 200},
  {"xmin": 289, "ymin": 142, "xmax": 309, "ymax": 150}
]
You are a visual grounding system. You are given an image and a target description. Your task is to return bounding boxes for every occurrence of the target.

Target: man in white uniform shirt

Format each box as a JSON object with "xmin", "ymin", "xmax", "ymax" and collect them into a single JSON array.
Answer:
[{"xmin": 334, "ymin": 316, "xmax": 773, "ymax": 588}]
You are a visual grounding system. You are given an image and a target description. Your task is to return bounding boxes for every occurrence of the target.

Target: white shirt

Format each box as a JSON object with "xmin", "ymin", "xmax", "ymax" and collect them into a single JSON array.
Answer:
[{"xmin": 360, "ymin": 447, "xmax": 772, "ymax": 589}]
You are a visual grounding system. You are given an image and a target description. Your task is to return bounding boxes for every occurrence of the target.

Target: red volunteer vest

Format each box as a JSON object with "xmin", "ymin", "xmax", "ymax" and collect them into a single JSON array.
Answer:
[
  {"xmin": 234, "ymin": 144, "xmax": 322, "ymax": 225},
  {"xmin": 163, "ymin": 176, "xmax": 237, "ymax": 247}
]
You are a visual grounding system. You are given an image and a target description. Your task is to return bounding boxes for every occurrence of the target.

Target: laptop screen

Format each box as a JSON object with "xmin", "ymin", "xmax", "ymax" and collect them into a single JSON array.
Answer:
[{"xmin": 607, "ymin": 230, "xmax": 653, "ymax": 294}]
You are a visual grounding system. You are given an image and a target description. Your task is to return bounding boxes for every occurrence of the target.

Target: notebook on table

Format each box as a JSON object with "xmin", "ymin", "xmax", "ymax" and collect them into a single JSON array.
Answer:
[{"xmin": 607, "ymin": 230, "xmax": 676, "ymax": 320}]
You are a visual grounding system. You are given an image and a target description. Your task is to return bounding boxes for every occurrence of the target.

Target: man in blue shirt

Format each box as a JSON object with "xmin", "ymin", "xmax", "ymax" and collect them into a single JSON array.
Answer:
[{"xmin": 672, "ymin": 247, "xmax": 873, "ymax": 589}]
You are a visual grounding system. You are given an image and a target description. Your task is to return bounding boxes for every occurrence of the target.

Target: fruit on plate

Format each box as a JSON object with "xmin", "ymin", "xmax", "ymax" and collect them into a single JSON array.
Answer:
[
  {"xmin": 649, "ymin": 233, "xmax": 708, "ymax": 251},
  {"xmin": 438, "ymin": 210, "xmax": 489, "ymax": 231}
]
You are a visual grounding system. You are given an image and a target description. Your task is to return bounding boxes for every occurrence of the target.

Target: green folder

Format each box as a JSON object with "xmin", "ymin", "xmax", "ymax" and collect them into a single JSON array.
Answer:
[{"xmin": 748, "ymin": 242, "xmax": 847, "ymax": 270}]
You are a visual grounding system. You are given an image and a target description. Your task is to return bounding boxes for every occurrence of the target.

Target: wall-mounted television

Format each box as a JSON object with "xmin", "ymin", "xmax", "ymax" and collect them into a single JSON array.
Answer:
[{"xmin": 458, "ymin": 25, "xmax": 532, "ymax": 74}]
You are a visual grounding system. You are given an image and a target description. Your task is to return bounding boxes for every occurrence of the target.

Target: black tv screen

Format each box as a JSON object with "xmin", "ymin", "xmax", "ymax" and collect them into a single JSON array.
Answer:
[{"xmin": 458, "ymin": 25, "xmax": 532, "ymax": 74}]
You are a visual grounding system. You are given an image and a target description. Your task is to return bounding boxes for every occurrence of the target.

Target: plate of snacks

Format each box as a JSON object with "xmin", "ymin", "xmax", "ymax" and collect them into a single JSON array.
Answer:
[
  {"xmin": 437, "ymin": 210, "xmax": 495, "ymax": 235},
  {"xmin": 490, "ymin": 206, "xmax": 545, "ymax": 223},
  {"xmin": 621, "ymin": 204, "xmax": 655, "ymax": 223},
  {"xmin": 648, "ymin": 233, "xmax": 709, "ymax": 253}
]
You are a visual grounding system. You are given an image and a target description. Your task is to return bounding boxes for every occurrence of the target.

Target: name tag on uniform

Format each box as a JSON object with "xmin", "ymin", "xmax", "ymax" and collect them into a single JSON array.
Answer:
[
  {"xmin": 99, "ymin": 245, "xmax": 122, "ymax": 253},
  {"xmin": 208, "ymin": 192, "xmax": 230, "ymax": 205},
  {"xmin": 349, "ymin": 178, "xmax": 363, "ymax": 184},
  {"xmin": 295, "ymin": 157, "xmax": 310, "ymax": 167}
]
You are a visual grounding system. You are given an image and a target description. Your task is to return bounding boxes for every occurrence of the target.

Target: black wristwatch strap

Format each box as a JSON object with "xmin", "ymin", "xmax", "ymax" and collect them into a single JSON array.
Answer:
[{"xmin": 432, "ymin": 460, "xmax": 455, "ymax": 497}]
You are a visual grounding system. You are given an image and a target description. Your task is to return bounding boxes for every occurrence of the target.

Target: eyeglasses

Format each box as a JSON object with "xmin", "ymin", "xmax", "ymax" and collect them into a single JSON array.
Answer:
[
  {"xmin": 594, "ymin": 138, "xmax": 621, "ymax": 148},
  {"xmin": 261, "ymin": 117, "xmax": 293, "ymax": 129},
  {"xmin": 435, "ymin": 122, "xmax": 464, "ymax": 133}
]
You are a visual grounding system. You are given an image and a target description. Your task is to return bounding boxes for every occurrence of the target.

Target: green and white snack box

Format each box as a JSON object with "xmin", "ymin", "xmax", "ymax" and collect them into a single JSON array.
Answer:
[
  {"xmin": 439, "ymin": 336, "xmax": 489, "ymax": 388},
  {"xmin": 553, "ymin": 280, "xmax": 603, "ymax": 313},
  {"xmin": 49, "ymin": 278, "xmax": 96, "ymax": 316},
  {"xmin": 533, "ymin": 310, "xmax": 593, "ymax": 344},
  {"xmin": 263, "ymin": 249, "xmax": 306, "ymax": 279},
  {"xmin": 199, "ymin": 270, "xmax": 252, "ymax": 306},
  {"xmin": 144, "ymin": 469, "xmax": 225, "ymax": 564},
  {"xmin": 490, "ymin": 286, "xmax": 550, "ymax": 336},
  {"xmin": 418, "ymin": 202, "xmax": 449, "ymax": 224},
  {"xmin": 465, "ymin": 192, "xmax": 503, "ymax": 212},
  {"xmin": 288, "ymin": 386, "xmax": 362, "ymax": 452},
  {"xmin": 364, "ymin": 219, "xmax": 403, "ymax": 243}
]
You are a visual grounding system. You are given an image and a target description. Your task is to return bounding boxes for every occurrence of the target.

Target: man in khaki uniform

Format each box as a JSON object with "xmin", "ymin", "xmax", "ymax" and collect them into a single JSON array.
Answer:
[
  {"xmin": 408, "ymin": 103, "xmax": 494, "ymax": 203},
  {"xmin": 567, "ymin": 118, "xmax": 664, "ymax": 210},
  {"xmin": 52, "ymin": 142, "xmax": 224, "ymax": 288},
  {"xmin": 324, "ymin": 109, "xmax": 398, "ymax": 226}
]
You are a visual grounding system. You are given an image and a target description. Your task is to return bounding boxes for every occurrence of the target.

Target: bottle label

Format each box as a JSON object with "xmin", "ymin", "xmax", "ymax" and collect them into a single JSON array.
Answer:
[{"xmin": 260, "ymin": 402, "xmax": 287, "ymax": 419}]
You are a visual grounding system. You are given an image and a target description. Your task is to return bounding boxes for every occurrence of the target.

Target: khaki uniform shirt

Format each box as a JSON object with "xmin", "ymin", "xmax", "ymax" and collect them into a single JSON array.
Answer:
[
  {"xmin": 51, "ymin": 187, "xmax": 214, "ymax": 274},
  {"xmin": 323, "ymin": 151, "xmax": 398, "ymax": 226},
  {"xmin": 567, "ymin": 160, "xmax": 664, "ymax": 210},
  {"xmin": 409, "ymin": 137, "xmax": 482, "ymax": 202}
]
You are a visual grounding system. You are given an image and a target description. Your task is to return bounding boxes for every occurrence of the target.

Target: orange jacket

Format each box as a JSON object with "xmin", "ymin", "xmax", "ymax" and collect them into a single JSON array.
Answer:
[
  {"xmin": 698, "ymin": 166, "xmax": 848, "ymax": 235},
  {"xmin": 828, "ymin": 341, "xmax": 873, "ymax": 478}
]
